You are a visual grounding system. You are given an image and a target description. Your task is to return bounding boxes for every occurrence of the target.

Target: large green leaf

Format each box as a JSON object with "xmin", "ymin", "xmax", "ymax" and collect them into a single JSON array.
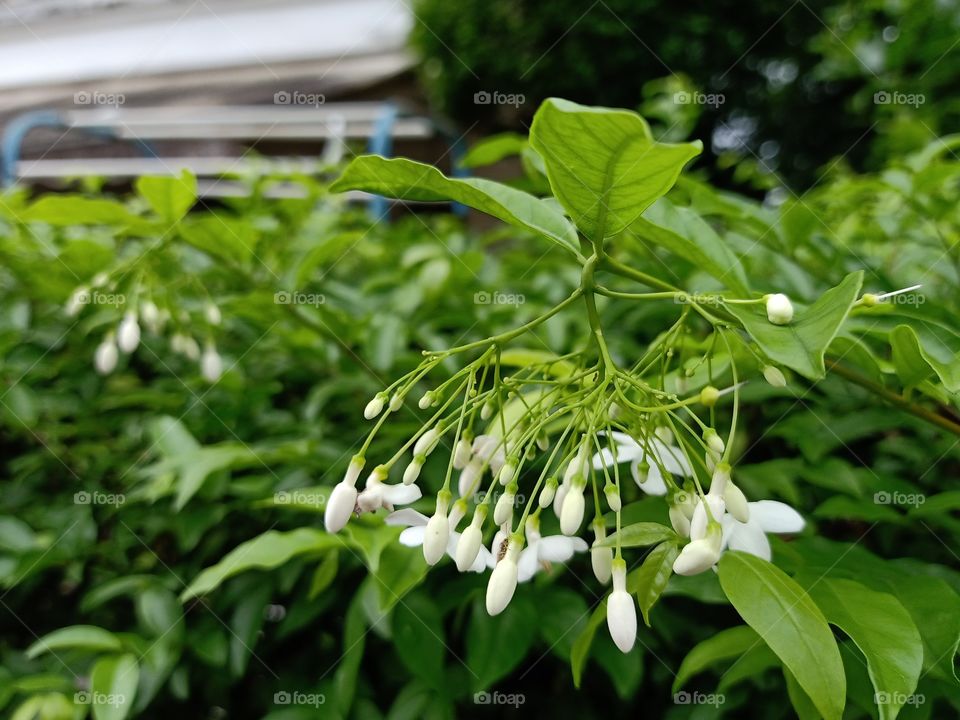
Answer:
[
  {"xmin": 90, "ymin": 653, "xmax": 139, "ymax": 720},
  {"xmin": 466, "ymin": 594, "xmax": 537, "ymax": 692},
  {"xmin": 805, "ymin": 578, "xmax": 922, "ymax": 720},
  {"xmin": 331, "ymin": 156, "xmax": 582, "ymax": 258},
  {"xmin": 672, "ymin": 625, "xmax": 760, "ymax": 693},
  {"xmin": 392, "ymin": 593, "xmax": 446, "ymax": 689},
  {"xmin": 725, "ymin": 271, "xmax": 864, "ymax": 379},
  {"xmin": 181, "ymin": 528, "xmax": 341, "ymax": 600},
  {"xmin": 570, "ymin": 601, "xmax": 606, "ymax": 687},
  {"xmin": 718, "ymin": 552, "xmax": 846, "ymax": 720},
  {"xmin": 26, "ymin": 625, "xmax": 123, "ymax": 659},
  {"xmin": 135, "ymin": 172, "xmax": 197, "ymax": 223},
  {"xmin": 596, "ymin": 521, "xmax": 676, "ymax": 548},
  {"xmin": 21, "ymin": 196, "xmax": 137, "ymax": 226},
  {"xmin": 529, "ymin": 98, "xmax": 702, "ymax": 242}
]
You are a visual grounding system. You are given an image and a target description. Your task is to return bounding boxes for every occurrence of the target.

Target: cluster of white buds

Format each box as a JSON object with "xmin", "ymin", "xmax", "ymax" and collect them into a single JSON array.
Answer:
[{"xmin": 320, "ymin": 340, "xmax": 806, "ymax": 656}]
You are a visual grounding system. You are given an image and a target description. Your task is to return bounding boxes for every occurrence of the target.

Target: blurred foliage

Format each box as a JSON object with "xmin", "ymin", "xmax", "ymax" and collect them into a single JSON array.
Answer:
[
  {"xmin": 411, "ymin": 0, "xmax": 960, "ymax": 189},
  {"xmin": 0, "ymin": 105, "xmax": 958, "ymax": 720}
]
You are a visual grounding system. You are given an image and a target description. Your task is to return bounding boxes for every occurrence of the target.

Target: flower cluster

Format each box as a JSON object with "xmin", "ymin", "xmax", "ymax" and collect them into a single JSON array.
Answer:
[
  {"xmin": 323, "ymin": 307, "xmax": 805, "ymax": 654},
  {"xmin": 66, "ymin": 273, "xmax": 224, "ymax": 382}
]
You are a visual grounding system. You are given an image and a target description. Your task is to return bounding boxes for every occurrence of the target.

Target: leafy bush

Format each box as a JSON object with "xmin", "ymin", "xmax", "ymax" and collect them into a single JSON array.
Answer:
[{"xmin": 1, "ymin": 98, "xmax": 958, "ymax": 719}]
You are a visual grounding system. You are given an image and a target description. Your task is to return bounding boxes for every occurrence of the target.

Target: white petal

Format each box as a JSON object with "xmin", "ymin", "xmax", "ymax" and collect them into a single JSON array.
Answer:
[
  {"xmin": 399, "ymin": 526, "xmax": 426, "ymax": 547},
  {"xmin": 752, "ymin": 500, "xmax": 805, "ymax": 534},
  {"xmin": 517, "ymin": 545, "xmax": 539, "ymax": 582},
  {"xmin": 591, "ymin": 444, "xmax": 643, "ymax": 469},
  {"xmin": 382, "ymin": 483, "xmax": 422, "ymax": 506},
  {"xmin": 538, "ymin": 535, "xmax": 588, "ymax": 563},
  {"xmin": 385, "ymin": 509, "xmax": 428, "ymax": 528},
  {"xmin": 727, "ymin": 519, "xmax": 771, "ymax": 560},
  {"xmin": 648, "ymin": 439, "xmax": 693, "ymax": 476}
]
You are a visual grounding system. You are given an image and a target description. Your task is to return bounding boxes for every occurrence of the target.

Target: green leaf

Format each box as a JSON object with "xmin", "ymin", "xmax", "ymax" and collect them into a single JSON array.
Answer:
[
  {"xmin": 181, "ymin": 528, "xmax": 341, "ymax": 600},
  {"xmin": 466, "ymin": 594, "xmax": 537, "ymax": 692},
  {"xmin": 135, "ymin": 172, "xmax": 197, "ymax": 223},
  {"xmin": 529, "ymin": 98, "xmax": 702, "ymax": 242},
  {"xmin": 672, "ymin": 625, "xmax": 760, "ymax": 693},
  {"xmin": 628, "ymin": 541, "xmax": 680, "ymax": 626},
  {"xmin": 26, "ymin": 625, "xmax": 122, "ymax": 659},
  {"xmin": 718, "ymin": 552, "xmax": 846, "ymax": 720},
  {"xmin": 21, "ymin": 196, "xmax": 136, "ymax": 226},
  {"xmin": 635, "ymin": 199, "xmax": 750, "ymax": 295},
  {"xmin": 331, "ymin": 156, "xmax": 581, "ymax": 258},
  {"xmin": 784, "ymin": 667, "xmax": 821, "ymax": 720},
  {"xmin": 392, "ymin": 593, "xmax": 446, "ymax": 689},
  {"xmin": 890, "ymin": 324, "xmax": 960, "ymax": 391},
  {"xmin": 459, "ymin": 133, "xmax": 528, "ymax": 169},
  {"xmin": 805, "ymin": 578, "xmax": 922, "ymax": 720},
  {"xmin": 570, "ymin": 602, "xmax": 606, "ymax": 687},
  {"xmin": 725, "ymin": 271, "xmax": 864, "ymax": 379},
  {"xmin": 135, "ymin": 586, "xmax": 184, "ymax": 641},
  {"xmin": 90, "ymin": 653, "xmax": 139, "ymax": 720},
  {"xmin": 597, "ymin": 521, "xmax": 676, "ymax": 549}
]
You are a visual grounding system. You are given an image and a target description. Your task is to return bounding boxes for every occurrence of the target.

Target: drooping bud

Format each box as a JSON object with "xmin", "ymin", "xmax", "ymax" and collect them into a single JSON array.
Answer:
[
  {"xmin": 553, "ymin": 480, "xmax": 569, "ymax": 519},
  {"xmin": 448, "ymin": 500, "xmax": 467, "ymax": 531},
  {"xmin": 413, "ymin": 426, "xmax": 441, "ymax": 457},
  {"xmin": 458, "ymin": 458, "xmax": 483, "ymax": 498},
  {"xmin": 485, "ymin": 539, "xmax": 521, "ymax": 615},
  {"xmin": 669, "ymin": 503, "xmax": 691, "ymax": 538},
  {"xmin": 65, "ymin": 287, "xmax": 88, "ymax": 317},
  {"xmin": 402, "ymin": 456, "xmax": 424, "ymax": 485},
  {"xmin": 324, "ymin": 460, "xmax": 363, "ymax": 534},
  {"xmin": 94, "ymin": 335, "xmax": 119, "ymax": 375},
  {"xmin": 456, "ymin": 505, "xmax": 487, "ymax": 572},
  {"xmin": 423, "ymin": 495, "xmax": 450, "ymax": 566},
  {"xmin": 689, "ymin": 492, "xmax": 726, "ymax": 541},
  {"xmin": 604, "ymin": 482, "xmax": 621, "ymax": 512},
  {"xmin": 538, "ymin": 477, "xmax": 558, "ymax": 508},
  {"xmin": 389, "ymin": 393, "xmax": 404, "ymax": 412},
  {"xmin": 673, "ymin": 526, "xmax": 723, "ymax": 576},
  {"xmin": 560, "ymin": 482, "xmax": 585, "ymax": 536},
  {"xmin": 364, "ymin": 393, "xmax": 386, "ymax": 420},
  {"xmin": 117, "ymin": 312, "xmax": 141, "ymax": 353},
  {"xmin": 703, "ymin": 428, "xmax": 725, "ymax": 456},
  {"xmin": 200, "ymin": 344, "xmax": 223, "ymax": 383},
  {"xmin": 654, "ymin": 426, "xmax": 674, "ymax": 445},
  {"xmin": 497, "ymin": 459, "xmax": 517, "ymax": 487},
  {"xmin": 591, "ymin": 520, "xmax": 613, "ymax": 584},
  {"xmin": 418, "ymin": 390, "xmax": 435, "ymax": 410},
  {"xmin": 140, "ymin": 300, "xmax": 161, "ymax": 332},
  {"xmin": 493, "ymin": 484, "xmax": 516, "ymax": 525},
  {"xmin": 763, "ymin": 365, "xmax": 787, "ymax": 388},
  {"xmin": 480, "ymin": 401, "xmax": 494, "ymax": 420},
  {"xmin": 765, "ymin": 293, "xmax": 794, "ymax": 325},
  {"xmin": 204, "ymin": 303, "xmax": 222, "ymax": 326},
  {"xmin": 606, "ymin": 560, "xmax": 637, "ymax": 653},
  {"xmin": 452, "ymin": 437, "xmax": 472, "ymax": 469}
]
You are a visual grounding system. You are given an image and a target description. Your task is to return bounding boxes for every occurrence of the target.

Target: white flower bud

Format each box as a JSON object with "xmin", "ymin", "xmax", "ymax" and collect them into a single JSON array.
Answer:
[
  {"xmin": 766, "ymin": 293, "xmax": 794, "ymax": 325},
  {"xmin": 669, "ymin": 504, "xmax": 691, "ymax": 538},
  {"xmin": 94, "ymin": 335, "xmax": 119, "ymax": 375},
  {"xmin": 456, "ymin": 523, "xmax": 483, "ymax": 572},
  {"xmin": 458, "ymin": 458, "xmax": 483, "ymax": 498},
  {"xmin": 452, "ymin": 438, "xmax": 472, "ymax": 469},
  {"xmin": 763, "ymin": 365, "xmax": 787, "ymax": 388},
  {"xmin": 200, "ymin": 344, "xmax": 223, "ymax": 383},
  {"xmin": 673, "ymin": 527, "xmax": 722, "ymax": 576},
  {"xmin": 140, "ymin": 300, "xmax": 161, "ymax": 332},
  {"xmin": 654, "ymin": 426, "xmax": 674, "ymax": 445},
  {"xmin": 205, "ymin": 303, "xmax": 222, "ymax": 326},
  {"xmin": 389, "ymin": 393, "xmax": 403, "ymax": 412},
  {"xmin": 591, "ymin": 522, "xmax": 613, "ymax": 584},
  {"xmin": 725, "ymin": 482, "xmax": 750, "ymax": 523},
  {"xmin": 418, "ymin": 391, "xmax": 434, "ymax": 410},
  {"xmin": 606, "ymin": 560, "xmax": 637, "ymax": 653},
  {"xmin": 563, "ymin": 444, "xmax": 588, "ymax": 484},
  {"xmin": 493, "ymin": 487, "xmax": 515, "ymax": 526},
  {"xmin": 402, "ymin": 457, "xmax": 423, "ymax": 485},
  {"xmin": 423, "ymin": 511, "xmax": 449, "ymax": 566},
  {"xmin": 413, "ymin": 427, "xmax": 441, "ymax": 457},
  {"xmin": 480, "ymin": 401, "xmax": 494, "ymax": 420},
  {"xmin": 65, "ymin": 287, "xmax": 88, "ymax": 317},
  {"xmin": 497, "ymin": 459, "xmax": 516, "ymax": 487},
  {"xmin": 486, "ymin": 541, "xmax": 520, "ymax": 615},
  {"xmin": 535, "ymin": 432, "xmax": 549, "ymax": 451},
  {"xmin": 448, "ymin": 500, "xmax": 467, "ymax": 530},
  {"xmin": 182, "ymin": 335, "xmax": 200, "ymax": 360},
  {"xmin": 690, "ymin": 493, "xmax": 726, "ymax": 541},
  {"xmin": 604, "ymin": 483, "xmax": 621, "ymax": 512},
  {"xmin": 117, "ymin": 312, "xmax": 140, "ymax": 353},
  {"xmin": 560, "ymin": 484, "xmax": 585, "ymax": 536},
  {"xmin": 553, "ymin": 480, "xmax": 569, "ymax": 519},
  {"xmin": 538, "ymin": 478, "xmax": 558, "ymax": 508},
  {"xmin": 703, "ymin": 428, "xmax": 725, "ymax": 456},
  {"xmin": 700, "ymin": 385, "xmax": 720, "ymax": 408},
  {"xmin": 324, "ymin": 480, "xmax": 358, "ymax": 533},
  {"xmin": 91, "ymin": 272, "xmax": 109, "ymax": 288},
  {"xmin": 364, "ymin": 394, "xmax": 386, "ymax": 420}
]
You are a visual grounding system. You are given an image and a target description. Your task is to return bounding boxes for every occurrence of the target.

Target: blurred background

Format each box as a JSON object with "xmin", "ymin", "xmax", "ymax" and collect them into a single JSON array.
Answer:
[{"xmin": 1, "ymin": 2, "xmax": 959, "ymax": 719}]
